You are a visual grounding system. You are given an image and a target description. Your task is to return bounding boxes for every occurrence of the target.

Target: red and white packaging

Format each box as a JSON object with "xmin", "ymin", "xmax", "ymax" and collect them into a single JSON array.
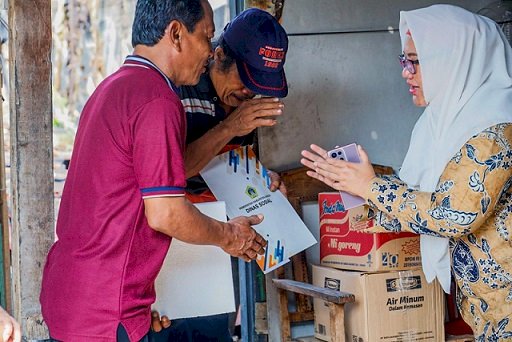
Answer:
[{"xmin": 319, "ymin": 192, "xmax": 421, "ymax": 272}]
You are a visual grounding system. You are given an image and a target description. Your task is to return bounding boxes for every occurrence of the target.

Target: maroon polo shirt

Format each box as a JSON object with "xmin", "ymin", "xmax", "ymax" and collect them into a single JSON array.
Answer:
[{"xmin": 40, "ymin": 57, "xmax": 186, "ymax": 342}]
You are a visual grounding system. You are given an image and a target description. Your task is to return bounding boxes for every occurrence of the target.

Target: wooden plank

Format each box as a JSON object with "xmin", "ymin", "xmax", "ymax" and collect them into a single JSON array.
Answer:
[
  {"xmin": 273, "ymin": 279, "xmax": 355, "ymax": 304},
  {"xmin": 327, "ymin": 302, "xmax": 345, "ymax": 342},
  {"xmin": 266, "ymin": 267, "xmax": 285, "ymax": 342},
  {"xmin": 286, "ymin": 195, "xmax": 313, "ymax": 308},
  {"xmin": 277, "ymin": 288, "xmax": 292, "ymax": 342},
  {"xmin": 280, "ymin": 167, "xmax": 332, "ymax": 198},
  {"xmin": 290, "ymin": 251, "xmax": 313, "ymax": 316},
  {"xmin": 373, "ymin": 163, "xmax": 394, "ymax": 176},
  {"xmin": 280, "ymin": 165, "xmax": 393, "ymax": 199},
  {"xmin": 8, "ymin": 0, "xmax": 53, "ymax": 339},
  {"xmin": 295, "ymin": 337, "xmax": 320, "ymax": 342},
  {"xmin": 289, "ymin": 311, "xmax": 315, "ymax": 323},
  {"xmin": 254, "ymin": 302, "xmax": 268, "ymax": 335},
  {"xmin": 284, "ymin": 189, "xmax": 314, "ymax": 319}
]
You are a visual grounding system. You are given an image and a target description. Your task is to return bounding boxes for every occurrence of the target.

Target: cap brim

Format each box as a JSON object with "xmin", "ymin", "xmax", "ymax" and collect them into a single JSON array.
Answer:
[{"xmin": 236, "ymin": 61, "xmax": 288, "ymax": 98}]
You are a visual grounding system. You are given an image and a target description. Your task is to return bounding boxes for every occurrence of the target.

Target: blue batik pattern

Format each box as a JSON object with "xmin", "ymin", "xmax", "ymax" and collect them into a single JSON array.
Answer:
[{"xmin": 475, "ymin": 319, "xmax": 512, "ymax": 341}]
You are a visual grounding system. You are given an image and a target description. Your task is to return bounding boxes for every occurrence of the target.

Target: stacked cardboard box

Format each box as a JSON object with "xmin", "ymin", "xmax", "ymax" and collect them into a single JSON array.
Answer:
[
  {"xmin": 313, "ymin": 265, "xmax": 445, "ymax": 341},
  {"xmin": 319, "ymin": 192, "xmax": 421, "ymax": 272},
  {"xmin": 314, "ymin": 193, "xmax": 444, "ymax": 341}
]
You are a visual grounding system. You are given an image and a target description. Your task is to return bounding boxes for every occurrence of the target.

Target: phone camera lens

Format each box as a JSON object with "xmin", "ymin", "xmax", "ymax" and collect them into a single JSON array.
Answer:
[{"xmin": 331, "ymin": 153, "xmax": 337, "ymax": 158}]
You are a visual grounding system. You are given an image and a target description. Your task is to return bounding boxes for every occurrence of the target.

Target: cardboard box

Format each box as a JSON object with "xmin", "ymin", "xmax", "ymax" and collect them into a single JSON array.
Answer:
[
  {"xmin": 319, "ymin": 192, "xmax": 421, "ymax": 271},
  {"xmin": 313, "ymin": 265, "xmax": 445, "ymax": 342}
]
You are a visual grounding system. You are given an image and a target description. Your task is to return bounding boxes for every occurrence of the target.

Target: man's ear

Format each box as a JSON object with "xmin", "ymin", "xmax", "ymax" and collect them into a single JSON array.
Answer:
[
  {"xmin": 214, "ymin": 46, "xmax": 225, "ymax": 61},
  {"xmin": 165, "ymin": 20, "xmax": 183, "ymax": 51}
]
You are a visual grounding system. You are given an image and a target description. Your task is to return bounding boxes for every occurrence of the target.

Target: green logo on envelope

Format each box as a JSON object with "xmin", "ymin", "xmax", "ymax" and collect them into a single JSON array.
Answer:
[{"xmin": 245, "ymin": 186, "xmax": 258, "ymax": 199}]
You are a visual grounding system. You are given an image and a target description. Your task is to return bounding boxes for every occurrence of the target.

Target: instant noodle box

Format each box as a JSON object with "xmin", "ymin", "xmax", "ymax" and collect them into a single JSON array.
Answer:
[{"xmin": 319, "ymin": 192, "xmax": 421, "ymax": 271}]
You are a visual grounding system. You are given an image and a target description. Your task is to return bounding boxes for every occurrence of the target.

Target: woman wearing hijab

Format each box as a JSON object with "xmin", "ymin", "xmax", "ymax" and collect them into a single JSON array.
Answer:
[{"xmin": 301, "ymin": 4, "xmax": 512, "ymax": 339}]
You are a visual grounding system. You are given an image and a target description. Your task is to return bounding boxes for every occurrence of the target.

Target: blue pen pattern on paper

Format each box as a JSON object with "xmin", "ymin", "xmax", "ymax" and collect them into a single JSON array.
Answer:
[{"xmin": 225, "ymin": 147, "xmax": 281, "ymax": 271}]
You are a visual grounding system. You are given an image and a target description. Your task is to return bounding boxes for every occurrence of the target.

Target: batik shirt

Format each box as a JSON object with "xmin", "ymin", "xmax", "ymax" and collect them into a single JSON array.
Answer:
[{"xmin": 365, "ymin": 123, "xmax": 512, "ymax": 340}]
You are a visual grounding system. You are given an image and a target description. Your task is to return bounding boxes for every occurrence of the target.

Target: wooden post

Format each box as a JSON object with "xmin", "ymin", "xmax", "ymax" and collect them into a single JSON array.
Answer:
[
  {"xmin": 8, "ymin": 0, "xmax": 54, "ymax": 339},
  {"xmin": 265, "ymin": 267, "xmax": 285, "ymax": 341},
  {"xmin": 272, "ymin": 279, "xmax": 354, "ymax": 342},
  {"xmin": 328, "ymin": 302, "xmax": 345, "ymax": 342},
  {"xmin": 277, "ymin": 288, "xmax": 291, "ymax": 342},
  {"xmin": 0, "ymin": 48, "xmax": 12, "ymax": 314}
]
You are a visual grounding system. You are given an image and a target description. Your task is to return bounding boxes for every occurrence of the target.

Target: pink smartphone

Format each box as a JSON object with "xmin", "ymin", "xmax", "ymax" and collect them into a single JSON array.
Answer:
[{"xmin": 327, "ymin": 143, "xmax": 366, "ymax": 209}]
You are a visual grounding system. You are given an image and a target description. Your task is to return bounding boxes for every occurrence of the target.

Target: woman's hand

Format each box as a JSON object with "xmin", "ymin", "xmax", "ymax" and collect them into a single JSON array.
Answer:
[{"xmin": 300, "ymin": 144, "xmax": 376, "ymax": 198}]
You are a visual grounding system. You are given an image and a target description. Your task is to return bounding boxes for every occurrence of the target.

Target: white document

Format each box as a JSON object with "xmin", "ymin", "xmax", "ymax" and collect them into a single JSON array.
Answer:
[
  {"xmin": 200, "ymin": 146, "xmax": 317, "ymax": 273},
  {"xmin": 153, "ymin": 201, "xmax": 235, "ymax": 319}
]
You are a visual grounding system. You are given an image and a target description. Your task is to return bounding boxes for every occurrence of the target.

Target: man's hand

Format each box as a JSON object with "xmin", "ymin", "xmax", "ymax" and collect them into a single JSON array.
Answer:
[
  {"xmin": 0, "ymin": 306, "xmax": 20, "ymax": 342},
  {"xmin": 268, "ymin": 170, "xmax": 287, "ymax": 197},
  {"xmin": 222, "ymin": 97, "xmax": 284, "ymax": 137},
  {"xmin": 223, "ymin": 214, "xmax": 267, "ymax": 262},
  {"xmin": 151, "ymin": 311, "xmax": 171, "ymax": 332},
  {"xmin": 145, "ymin": 197, "xmax": 266, "ymax": 262}
]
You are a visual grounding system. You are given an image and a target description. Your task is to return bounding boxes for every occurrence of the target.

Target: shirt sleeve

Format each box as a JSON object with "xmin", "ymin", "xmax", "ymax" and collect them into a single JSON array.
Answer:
[
  {"xmin": 365, "ymin": 125, "xmax": 512, "ymax": 238},
  {"xmin": 131, "ymin": 97, "xmax": 187, "ymax": 198}
]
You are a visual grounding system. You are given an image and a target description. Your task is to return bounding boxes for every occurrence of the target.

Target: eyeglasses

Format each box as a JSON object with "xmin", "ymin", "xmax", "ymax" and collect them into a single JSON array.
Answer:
[{"xmin": 398, "ymin": 54, "xmax": 420, "ymax": 74}]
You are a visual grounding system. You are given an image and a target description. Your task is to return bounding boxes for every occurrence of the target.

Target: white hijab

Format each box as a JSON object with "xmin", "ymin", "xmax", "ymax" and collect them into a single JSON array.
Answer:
[{"xmin": 398, "ymin": 5, "xmax": 512, "ymax": 293}]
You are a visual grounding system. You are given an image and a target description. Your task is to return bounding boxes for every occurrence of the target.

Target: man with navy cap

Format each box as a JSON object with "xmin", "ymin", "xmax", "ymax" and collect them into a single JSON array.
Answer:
[
  {"xmin": 150, "ymin": 7, "xmax": 289, "ymax": 342},
  {"xmin": 181, "ymin": 7, "xmax": 289, "ymax": 201}
]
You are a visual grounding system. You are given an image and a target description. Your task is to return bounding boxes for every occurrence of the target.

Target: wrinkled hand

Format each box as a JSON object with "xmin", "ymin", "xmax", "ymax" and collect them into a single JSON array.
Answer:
[
  {"xmin": 268, "ymin": 170, "xmax": 287, "ymax": 197},
  {"xmin": 300, "ymin": 144, "xmax": 376, "ymax": 198},
  {"xmin": 151, "ymin": 311, "xmax": 171, "ymax": 332},
  {"xmin": 0, "ymin": 307, "xmax": 20, "ymax": 342},
  {"xmin": 223, "ymin": 97, "xmax": 284, "ymax": 137},
  {"xmin": 224, "ymin": 214, "xmax": 267, "ymax": 262}
]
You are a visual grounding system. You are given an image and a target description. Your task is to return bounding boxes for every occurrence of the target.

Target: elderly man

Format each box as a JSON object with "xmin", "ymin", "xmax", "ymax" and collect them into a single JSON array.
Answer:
[
  {"xmin": 40, "ymin": 1, "xmax": 268, "ymax": 341},
  {"xmin": 151, "ymin": 8, "xmax": 289, "ymax": 341},
  {"xmin": 182, "ymin": 8, "xmax": 288, "ymax": 200}
]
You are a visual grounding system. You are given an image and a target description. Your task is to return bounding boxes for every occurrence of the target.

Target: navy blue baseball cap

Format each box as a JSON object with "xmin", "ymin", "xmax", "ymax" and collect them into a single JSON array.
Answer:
[{"xmin": 222, "ymin": 8, "xmax": 288, "ymax": 98}]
